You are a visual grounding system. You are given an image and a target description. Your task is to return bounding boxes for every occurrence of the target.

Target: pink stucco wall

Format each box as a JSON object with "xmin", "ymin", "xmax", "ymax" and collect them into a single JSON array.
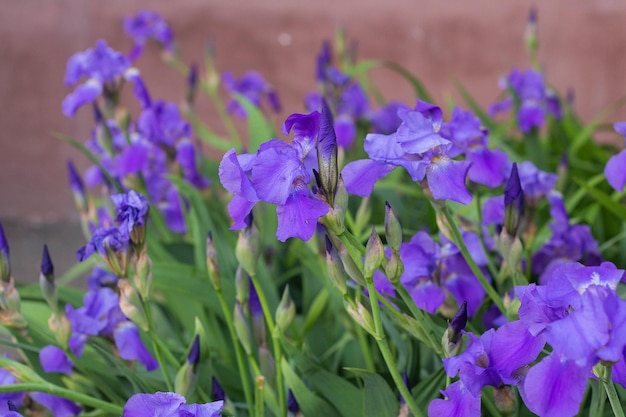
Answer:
[{"xmin": 2, "ymin": 1, "xmax": 626, "ymax": 278}]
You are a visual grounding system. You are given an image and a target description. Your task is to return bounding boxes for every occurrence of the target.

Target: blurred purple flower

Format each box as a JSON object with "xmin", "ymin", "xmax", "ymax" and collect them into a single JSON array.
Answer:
[
  {"xmin": 223, "ymin": 71, "xmax": 281, "ymax": 118},
  {"xmin": 30, "ymin": 393, "xmax": 82, "ymax": 417},
  {"xmin": 112, "ymin": 190, "xmax": 149, "ymax": 235},
  {"xmin": 122, "ymin": 392, "xmax": 223, "ymax": 417},
  {"xmin": 124, "ymin": 10, "xmax": 174, "ymax": 60},
  {"xmin": 62, "ymin": 40, "xmax": 131, "ymax": 117},
  {"xmin": 428, "ymin": 381, "xmax": 480, "ymax": 417},
  {"xmin": 176, "ymin": 140, "xmax": 211, "ymax": 188},
  {"xmin": 605, "ymin": 122, "xmax": 626, "ymax": 191},
  {"xmin": 137, "ymin": 101, "xmax": 192, "ymax": 147},
  {"xmin": 489, "ymin": 68, "xmax": 561, "ymax": 133},
  {"xmin": 39, "ymin": 345, "xmax": 73, "ymax": 374}
]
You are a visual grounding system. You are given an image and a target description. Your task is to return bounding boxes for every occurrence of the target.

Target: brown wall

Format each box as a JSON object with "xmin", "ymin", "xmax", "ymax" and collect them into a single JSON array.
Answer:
[{"xmin": 2, "ymin": 0, "xmax": 626, "ymax": 278}]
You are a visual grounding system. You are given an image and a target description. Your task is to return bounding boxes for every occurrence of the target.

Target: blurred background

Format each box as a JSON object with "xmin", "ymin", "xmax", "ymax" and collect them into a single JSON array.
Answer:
[{"xmin": 2, "ymin": 0, "xmax": 626, "ymax": 281}]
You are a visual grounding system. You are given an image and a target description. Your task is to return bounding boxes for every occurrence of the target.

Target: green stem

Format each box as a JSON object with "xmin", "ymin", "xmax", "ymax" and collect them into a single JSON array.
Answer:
[
  {"xmin": 441, "ymin": 205, "xmax": 506, "ymax": 315},
  {"xmin": 365, "ymin": 277, "xmax": 424, "ymax": 417},
  {"xmin": 0, "ymin": 383, "xmax": 122, "ymax": 415},
  {"xmin": 216, "ymin": 288, "xmax": 255, "ymax": 414},
  {"xmin": 142, "ymin": 298, "xmax": 174, "ymax": 392},
  {"xmin": 602, "ymin": 365, "xmax": 625, "ymax": 417},
  {"xmin": 354, "ymin": 292, "xmax": 376, "ymax": 372},
  {"xmin": 255, "ymin": 377, "xmax": 265, "ymax": 417},
  {"xmin": 249, "ymin": 272, "xmax": 287, "ymax": 417}
]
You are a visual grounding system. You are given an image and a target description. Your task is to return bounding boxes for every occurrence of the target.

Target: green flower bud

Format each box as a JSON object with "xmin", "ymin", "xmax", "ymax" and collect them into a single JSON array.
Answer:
[
  {"xmin": 118, "ymin": 278, "xmax": 148, "ymax": 331},
  {"xmin": 325, "ymin": 237, "xmax": 347, "ymax": 295},
  {"xmin": 234, "ymin": 302, "xmax": 253, "ymax": 355},
  {"xmin": 345, "ymin": 299, "xmax": 376, "ymax": 337},
  {"xmin": 236, "ymin": 226, "xmax": 260, "ymax": 278},
  {"xmin": 275, "ymin": 285, "xmax": 295, "ymax": 332},
  {"xmin": 49, "ymin": 312, "xmax": 72, "ymax": 349},
  {"xmin": 364, "ymin": 226, "xmax": 384, "ymax": 279},
  {"xmin": 206, "ymin": 232, "xmax": 220, "ymax": 290},
  {"xmin": 235, "ymin": 265, "xmax": 250, "ymax": 306},
  {"xmin": 384, "ymin": 251, "xmax": 404, "ymax": 286},
  {"xmin": 384, "ymin": 202, "xmax": 403, "ymax": 253},
  {"xmin": 133, "ymin": 248, "xmax": 152, "ymax": 299}
]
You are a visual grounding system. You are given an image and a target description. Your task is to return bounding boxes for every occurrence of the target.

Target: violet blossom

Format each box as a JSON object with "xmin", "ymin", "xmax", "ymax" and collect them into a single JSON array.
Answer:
[
  {"xmin": 222, "ymin": 71, "xmax": 281, "ymax": 118},
  {"xmin": 605, "ymin": 122, "xmax": 626, "ymax": 191},
  {"xmin": 122, "ymin": 392, "xmax": 223, "ymax": 417},
  {"xmin": 124, "ymin": 10, "xmax": 174, "ymax": 60},
  {"xmin": 341, "ymin": 100, "xmax": 472, "ymax": 205}
]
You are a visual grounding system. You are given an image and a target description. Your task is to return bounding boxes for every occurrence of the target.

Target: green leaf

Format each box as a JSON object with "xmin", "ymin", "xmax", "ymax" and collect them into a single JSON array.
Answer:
[
  {"xmin": 234, "ymin": 94, "xmax": 275, "ymax": 153},
  {"xmin": 573, "ymin": 177, "xmax": 626, "ymax": 222},
  {"xmin": 302, "ymin": 288, "xmax": 329, "ymax": 336},
  {"xmin": 346, "ymin": 368, "xmax": 399, "ymax": 417},
  {"xmin": 569, "ymin": 94, "xmax": 626, "ymax": 156},
  {"xmin": 281, "ymin": 358, "xmax": 341, "ymax": 417},
  {"xmin": 381, "ymin": 61, "xmax": 434, "ymax": 103},
  {"xmin": 185, "ymin": 111, "xmax": 233, "ymax": 151},
  {"xmin": 413, "ymin": 368, "xmax": 446, "ymax": 408},
  {"xmin": 281, "ymin": 336, "xmax": 364, "ymax": 417}
]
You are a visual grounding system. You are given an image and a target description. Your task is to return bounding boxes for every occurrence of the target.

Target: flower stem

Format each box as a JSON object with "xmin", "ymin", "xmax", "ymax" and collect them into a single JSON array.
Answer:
[
  {"xmin": 354, "ymin": 292, "xmax": 376, "ymax": 372},
  {"xmin": 602, "ymin": 365, "xmax": 625, "ymax": 417},
  {"xmin": 364, "ymin": 276, "xmax": 424, "ymax": 417},
  {"xmin": 441, "ymin": 205, "xmax": 506, "ymax": 315},
  {"xmin": 249, "ymin": 272, "xmax": 287, "ymax": 417},
  {"xmin": 216, "ymin": 287, "xmax": 255, "ymax": 414},
  {"xmin": 0, "ymin": 383, "xmax": 123, "ymax": 415}
]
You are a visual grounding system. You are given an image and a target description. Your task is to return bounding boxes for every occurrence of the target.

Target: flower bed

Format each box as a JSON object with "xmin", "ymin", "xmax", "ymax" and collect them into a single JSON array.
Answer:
[{"xmin": 1, "ymin": 9, "xmax": 626, "ymax": 417}]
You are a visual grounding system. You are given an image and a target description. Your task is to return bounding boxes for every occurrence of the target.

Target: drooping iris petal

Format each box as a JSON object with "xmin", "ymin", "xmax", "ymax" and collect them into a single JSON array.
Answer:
[
  {"xmin": 227, "ymin": 196, "xmax": 257, "ymax": 230},
  {"xmin": 341, "ymin": 159, "xmax": 395, "ymax": 197},
  {"xmin": 428, "ymin": 381, "xmax": 481, "ymax": 417},
  {"xmin": 179, "ymin": 401, "xmax": 224, "ymax": 417},
  {"xmin": 39, "ymin": 345, "xmax": 74, "ymax": 374},
  {"xmin": 275, "ymin": 187, "xmax": 329, "ymax": 242},
  {"xmin": 30, "ymin": 393, "xmax": 82, "ymax": 417},
  {"xmin": 426, "ymin": 157, "xmax": 472, "ymax": 204},
  {"xmin": 252, "ymin": 140, "xmax": 304, "ymax": 205},
  {"xmin": 466, "ymin": 148, "xmax": 508, "ymax": 187},
  {"xmin": 406, "ymin": 280, "xmax": 446, "ymax": 314},
  {"xmin": 489, "ymin": 321, "xmax": 544, "ymax": 384},
  {"xmin": 520, "ymin": 354, "xmax": 589, "ymax": 417},
  {"xmin": 113, "ymin": 321, "xmax": 159, "ymax": 371},
  {"xmin": 176, "ymin": 140, "xmax": 210, "ymax": 188},
  {"xmin": 604, "ymin": 149, "xmax": 626, "ymax": 192},
  {"xmin": 334, "ymin": 114, "xmax": 357, "ymax": 148},
  {"xmin": 123, "ymin": 392, "xmax": 185, "ymax": 417},
  {"xmin": 62, "ymin": 79, "xmax": 103, "ymax": 117},
  {"xmin": 218, "ymin": 149, "xmax": 258, "ymax": 202}
]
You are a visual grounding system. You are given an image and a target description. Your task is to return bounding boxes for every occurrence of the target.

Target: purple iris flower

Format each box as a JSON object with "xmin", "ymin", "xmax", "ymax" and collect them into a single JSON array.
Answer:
[
  {"xmin": 65, "ymin": 286, "xmax": 158, "ymax": 370},
  {"xmin": 428, "ymin": 380, "xmax": 480, "ymax": 417},
  {"xmin": 87, "ymin": 266, "xmax": 119, "ymax": 290},
  {"xmin": 342, "ymin": 101, "xmax": 472, "ymax": 204},
  {"xmin": 29, "ymin": 393, "xmax": 82, "ymax": 417},
  {"xmin": 489, "ymin": 68, "xmax": 561, "ymax": 133},
  {"xmin": 516, "ymin": 160, "xmax": 557, "ymax": 204},
  {"xmin": 0, "ymin": 367, "xmax": 23, "ymax": 412},
  {"xmin": 532, "ymin": 192, "xmax": 601, "ymax": 282},
  {"xmin": 515, "ymin": 261, "xmax": 626, "ymax": 416},
  {"xmin": 122, "ymin": 392, "xmax": 223, "ymax": 417},
  {"xmin": 368, "ymin": 101, "xmax": 411, "ymax": 135},
  {"xmin": 136, "ymin": 101, "xmax": 192, "ymax": 147},
  {"xmin": 440, "ymin": 107, "xmax": 509, "ymax": 187},
  {"xmin": 39, "ymin": 345, "xmax": 73, "ymax": 374},
  {"xmin": 112, "ymin": 190, "xmax": 149, "ymax": 235},
  {"xmin": 62, "ymin": 40, "xmax": 131, "ymax": 117},
  {"xmin": 76, "ymin": 226, "xmax": 129, "ymax": 263},
  {"xmin": 219, "ymin": 109, "xmax": 331, "ymax": 241},
  {"xmin": 222, "ymin": 71, "xmax": 281, "ymax": 118},
  {"xmin": 605, "ymin": 122, "xmax": 626, "ymax": 191},
  {"xmin": 123, "ymin": 10, "xmax": 174, "ymax": 60},
  {"xmin": 398, "ymin": 231, "xmax": 487, "ymax": 315},
  {"xmin": 176, "ymin": 139, "xmax": 211, "ymax": 188},
  {"xmin": 443, "ymin": 321, "xmax": 544, "ymax": 396}
]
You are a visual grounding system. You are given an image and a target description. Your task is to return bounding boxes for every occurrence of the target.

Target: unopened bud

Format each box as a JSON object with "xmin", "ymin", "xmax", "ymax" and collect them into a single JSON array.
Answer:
[
  {"xmin": 384, "ymin": 202, "xmax": 403, "ymax": 252},
  {"xmin": 175, "ymin": 335, "xmax": 200, "ymax": 397},
  {"xmin": 206, "ymin": 232, "xmax": 220, "ymax": 290},
  {"xmin": 0, "ymin": 310, "xmax": 26, "ymax": 329},
  {"xmin": 49, "ymin": 312, "xmax": 72, "ymax": 349},
  {"xmin": 524, "ymin": 8, "xmax": 539, "ymax": 64},
  {"xmin": 0, "ymin": 277, "xmax": 20, "ymax": 312},
  {"xmin": 133, "ymin": 248, "xmax": 152, "ymax": 299},
  {"xmin": 235, "ymin": 266, "xmax": 250, "ymax": 305},
  {"xmin": 67, "ymin": 161, "xmax": 88, "ymax": 214},
  {"xmin": 39, "ymin": 245, "xmax": 57, "ymax": 311},
  {"xmin": 275, "ymin": 285, "xmax": 295, "ymax": 332},
  {"xmin": 186, "ymin": 63, "xmax": 199, "ymax": 106},
  {"xmin": 212, "ymin": 376, "xmax": 225, "ymax": 401},
  {"xmin": 364, "ymin": 226, "xmax": 384, "ymax": 279},
  {"xmin": 384, "ymin": 251, "xmax": 404, "ymax": 285},
  {"xmin": 345, "ymin": 299, "xmax": 376, "ymax": 337},
  {"xmin": 325, "ymin": 237, "xmax": 347, "ymax": 295},
  {"xmin": 118, "ymin": 279, "xmax": 148, "ymax": 331},
  {"xmin": 0, "ymin": 222, "xmax": 10, "ymax": 283},
  {"xmin": 317, "ymin": 100, "xmax": 338, "ymax": 207},
  {"xmin": 443, "ymin": 301, "xmax": 467, "ymax": 357},
  {"xmin": 236, "ymin": 226, "xmax": 260, "ymax": 277},
  {"xmin": 503, "ymin": 163, "xmax": 524, "ymax": 237},
  {"xmin": 234, "ymin": 302, "xmax": 253, "ymax": 355}
]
